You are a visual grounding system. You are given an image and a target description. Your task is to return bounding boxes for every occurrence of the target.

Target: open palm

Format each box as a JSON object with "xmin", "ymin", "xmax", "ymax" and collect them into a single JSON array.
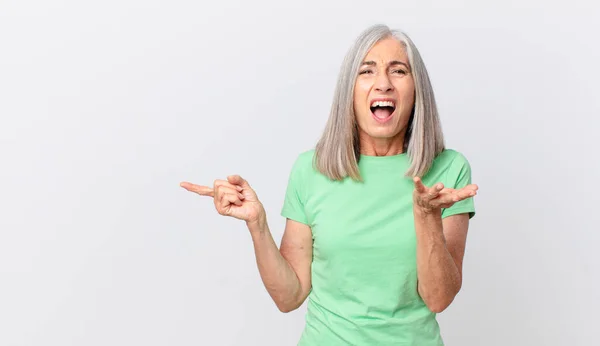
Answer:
[{"xmin": 413, "ymin": 177, "xmax": 478, "ymax": 212}]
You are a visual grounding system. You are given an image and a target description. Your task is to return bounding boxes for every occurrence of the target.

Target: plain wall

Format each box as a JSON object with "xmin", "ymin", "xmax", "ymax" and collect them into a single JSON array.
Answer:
[{"xmin": 1, "ymin": 0, "xmax": 598, "ymax": 345}]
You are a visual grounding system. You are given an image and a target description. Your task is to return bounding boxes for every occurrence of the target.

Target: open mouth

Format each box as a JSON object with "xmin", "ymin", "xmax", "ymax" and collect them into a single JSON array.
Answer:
[{"xmin": 370, "ymin": 100, "xmax": 396, "ymax": 121}]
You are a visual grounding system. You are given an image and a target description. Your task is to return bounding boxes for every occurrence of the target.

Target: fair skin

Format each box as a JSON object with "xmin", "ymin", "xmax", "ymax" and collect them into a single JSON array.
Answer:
[
  {"xmin": 354, "ymin": 36, "xmax": 478, "ymax": 312},
  {"xmin": 179, "ymin": 176, "xmax": 312, "ymax": 312},
  {"xmin": 354, "ymin": 37, "xmax": 414, "ymax": 156},
  {"xmin": 181, "ymin": 36, "xmax": 478, "ymax": 314}
]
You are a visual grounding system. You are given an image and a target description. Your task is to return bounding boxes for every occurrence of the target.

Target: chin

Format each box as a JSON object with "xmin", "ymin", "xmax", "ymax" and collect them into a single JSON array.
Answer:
[{"xmin": 364, "ymin": 127, "xmax": 400, "ymax": 139}]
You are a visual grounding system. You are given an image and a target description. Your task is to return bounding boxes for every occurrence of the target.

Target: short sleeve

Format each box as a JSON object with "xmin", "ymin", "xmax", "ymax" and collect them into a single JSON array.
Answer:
[
  {"xmin": 280, "ymin": 155, "xmax": 309, "ymax": 225},
  {"xmin": 441, "ymin": 152, "xmax": 476, "ymax": 219}
]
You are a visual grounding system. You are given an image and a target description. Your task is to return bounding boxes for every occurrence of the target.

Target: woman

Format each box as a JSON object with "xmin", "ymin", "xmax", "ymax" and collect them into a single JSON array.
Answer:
[{"xmin": 181, "ymin": 24, "xmax": 478, "ymax": 346}]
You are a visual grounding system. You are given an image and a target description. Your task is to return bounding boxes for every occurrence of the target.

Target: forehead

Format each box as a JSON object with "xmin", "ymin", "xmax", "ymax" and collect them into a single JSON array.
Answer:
[{"xmin": 364, "ymin": 37, "xmax": 408, "ymax": 62}]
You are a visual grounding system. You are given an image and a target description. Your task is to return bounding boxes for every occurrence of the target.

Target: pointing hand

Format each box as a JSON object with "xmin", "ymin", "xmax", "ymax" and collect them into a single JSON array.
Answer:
[{"xmin": 180, "ymin": 175, "xmax": 265, "ymax": 223}]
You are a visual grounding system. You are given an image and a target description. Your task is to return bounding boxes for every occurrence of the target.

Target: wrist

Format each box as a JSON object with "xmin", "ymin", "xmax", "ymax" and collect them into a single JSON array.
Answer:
[
  {"xmin": 413, "ymin": 205, "xmax": 442, "ymax": 219},
  {"xmin": 246, "ymin": 211, "xmax": 267, "ymax": 233}
]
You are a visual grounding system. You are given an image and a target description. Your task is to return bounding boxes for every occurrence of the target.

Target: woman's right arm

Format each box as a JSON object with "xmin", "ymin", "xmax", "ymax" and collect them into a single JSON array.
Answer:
[
  {"xmin": 180, "ymin": 174, "xmax": 312, "ymax": 313},
  {"xmin": 247, "ymin": 216, "xmax": 313, "ymax": 313}
]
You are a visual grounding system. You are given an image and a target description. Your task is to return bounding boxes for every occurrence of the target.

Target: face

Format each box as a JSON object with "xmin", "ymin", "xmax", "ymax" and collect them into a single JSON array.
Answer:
[{"xmin": 353, "ymin": 37, "xmax": 415, "ymax": 149}]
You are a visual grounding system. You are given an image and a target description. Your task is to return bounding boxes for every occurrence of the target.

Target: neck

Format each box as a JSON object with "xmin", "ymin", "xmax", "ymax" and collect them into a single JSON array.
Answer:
[{"xmin": 358, "ymin": 130, "xmax": 406, "ymax": 156}]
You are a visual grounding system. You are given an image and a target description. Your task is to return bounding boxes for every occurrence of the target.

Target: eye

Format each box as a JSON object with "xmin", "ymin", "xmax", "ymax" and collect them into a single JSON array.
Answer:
[
  {"xmin": 359, "ymin": 69, "xmax": 373, "ymax": 75},
  {"xmin": 392, "ymin": 69, "xmax": 407, "ymax": 75}
]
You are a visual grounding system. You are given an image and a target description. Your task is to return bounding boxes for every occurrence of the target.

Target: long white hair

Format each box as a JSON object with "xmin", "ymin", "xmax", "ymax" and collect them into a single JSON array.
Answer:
[{"xmin": 314, "ymin": 24, "xmax": 445, "ymax": 180}]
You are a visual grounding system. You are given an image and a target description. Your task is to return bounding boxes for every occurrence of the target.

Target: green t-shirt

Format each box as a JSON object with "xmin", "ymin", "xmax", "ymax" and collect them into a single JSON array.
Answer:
[{"xmin": 280, "ymin": 148, "xmax": 475, "ymax": 346}]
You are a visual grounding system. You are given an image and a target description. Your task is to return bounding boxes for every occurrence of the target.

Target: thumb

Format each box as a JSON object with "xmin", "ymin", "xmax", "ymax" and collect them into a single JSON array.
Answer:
[
  {"xmin": 227, "ymin": 174, "xmax": 251, "ymax": 189},
  {"xmin": 413, "ymin": 177, "xmax": 427, "ymax": 194}
]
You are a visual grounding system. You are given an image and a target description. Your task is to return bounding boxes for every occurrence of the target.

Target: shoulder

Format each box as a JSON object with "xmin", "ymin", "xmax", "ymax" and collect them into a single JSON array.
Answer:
[
  {"xmin": 431, "ymin": 148, "xmax": 472, "ymax": 174},
  {"xmin": 285, "ymin": 149, "xmax": 317, "ymax": 180},
  {"xmin": 435, "ymin": 149, "xmax": 476, "ymax": 218},
  {"xmin": 425, "ymin": 148, "xmax": 472, "ymax": 182},
  {"xmin": 283, "ymin": 149, "xmax": 318, "ymax": 201},
  {"xmin": 434, "ymin": 148, "xmax": 469, "ymax": 167},
  {"xmin": 289, "ymin": 149, "xmax": 316, "ymax": 172},
  {"xmin": 296, "ymin": 149, "xmax": 316, "ymax": 164}
]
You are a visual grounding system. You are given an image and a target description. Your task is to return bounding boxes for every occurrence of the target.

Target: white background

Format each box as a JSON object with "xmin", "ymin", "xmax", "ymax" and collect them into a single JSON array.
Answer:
[{"xmin": 1, "ymin": 0, "xmax": 598, "ymax": 345}]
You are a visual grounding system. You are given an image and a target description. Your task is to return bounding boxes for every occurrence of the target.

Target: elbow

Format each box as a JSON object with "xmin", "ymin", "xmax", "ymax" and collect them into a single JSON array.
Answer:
[
  {"xmin": 273, "ymin": 293, "xmax": 304, "ymax": 313},
  {"xmin": 422, "ymin": 286, "xmax": 461, "ymax": 313},
  {"xmin": 275, "ymin": 301, "xmax": 300, "ymax": 313},
  {"xmin": 427, "ymin": 299, "xmax": 453, "ymax": 313},
  {"xmin": 272, "ymin": 285, "xmax": 310, "ymax": 313},
  {"xmin": 277, "ymin": 305, "xmax": 296, "ymax": 313},
  {"xmin": 425, "ymin": 288, "xmax": 461, "ymax": 313}
]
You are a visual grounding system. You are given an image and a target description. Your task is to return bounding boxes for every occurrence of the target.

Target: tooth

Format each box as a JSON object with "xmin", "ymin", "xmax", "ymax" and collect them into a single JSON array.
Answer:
[{"xmin": 370, "ymin": 101, "xmax": 396, "ymax": 107}]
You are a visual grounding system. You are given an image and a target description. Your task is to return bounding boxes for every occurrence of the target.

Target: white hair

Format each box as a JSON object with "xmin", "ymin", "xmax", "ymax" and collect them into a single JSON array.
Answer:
[{"xmin": 314, "ymin": 24, "xmax": 445, "ymax": 180}]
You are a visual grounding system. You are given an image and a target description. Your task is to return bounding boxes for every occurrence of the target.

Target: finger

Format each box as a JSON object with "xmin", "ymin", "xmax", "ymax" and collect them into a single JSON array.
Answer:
[
  {"xmin": 221, "ymin": 192, "xmax": 243, "ymax": 208},
  {"xmin": 427, "ymin": 183, "xmax": 444, "ymax": 199},
  {"xmin": 214, "ymin": 179, "xmax": 243, "ymax": 192},
  {"xmin": 457, "ymin": 187, "xmax": 477, "ymax": 199},
  {"xmin": 467, "ymin": 184, "xmax": 479, "ymax": 192},
  {"xmin": 180, "ymin": 182, "xmax": 214, "ymax": 197},
  {"xmin": 228, "ymin": 175, "xmax": 251, "ymax": 189},
  {"xmin": 413, "ymin": 177, "xmax": 427, "ymax": 194},
  {"xmin": 215, "ymin": 186, "xmax": 245, "ymax": 200},
  {"xmin": 429, "ymin": 188, "xmax": 456, "ymax": 204},
  {"xmin": 440, "ymin": 189, "xmax": 475, "ymax": 204}
]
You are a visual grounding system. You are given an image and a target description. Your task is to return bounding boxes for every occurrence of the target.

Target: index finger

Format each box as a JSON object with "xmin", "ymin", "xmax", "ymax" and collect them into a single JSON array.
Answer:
[
  {"xmin": 452, "ymin": 186, "xmax": 478, "ymax": 200},
  {"xmin": 180, "ymin": 182, "xmax": 214, "ymax": 197}
]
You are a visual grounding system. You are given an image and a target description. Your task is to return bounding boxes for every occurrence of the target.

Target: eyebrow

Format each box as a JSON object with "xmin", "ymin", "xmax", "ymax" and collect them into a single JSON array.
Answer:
[{"xmin": 361, "ymin": 60, "xmax": 410, "ymax": 69}]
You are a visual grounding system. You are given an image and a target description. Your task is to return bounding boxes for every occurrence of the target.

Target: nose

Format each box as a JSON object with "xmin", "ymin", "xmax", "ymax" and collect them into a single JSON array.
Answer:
[{"xmin": 374, "ymin": 73, "xmax": 393, "ymax": 92}]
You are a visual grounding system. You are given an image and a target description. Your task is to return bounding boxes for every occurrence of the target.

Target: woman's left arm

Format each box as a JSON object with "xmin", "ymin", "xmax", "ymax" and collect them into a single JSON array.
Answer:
[{"xmin": 412, "ymin": 178, "xmax": 477, "ymax": 313}]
